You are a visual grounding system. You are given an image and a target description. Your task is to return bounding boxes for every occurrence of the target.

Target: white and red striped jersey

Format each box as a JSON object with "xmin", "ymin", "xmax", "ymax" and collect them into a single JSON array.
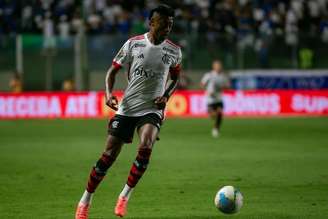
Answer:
[
  {"xmin": 201, "ymin": 71, "xmax": 229, "ymax": 104},
  {"xmin": 112, "ymin": 33, "xmax": 182, "ymax": 118}
]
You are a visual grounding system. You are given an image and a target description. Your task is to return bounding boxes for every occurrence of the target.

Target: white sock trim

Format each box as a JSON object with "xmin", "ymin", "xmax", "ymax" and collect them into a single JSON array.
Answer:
[
  {"xmin": 119, "ymin": 184, "xmax": 133, "ymax": 200},
  {"xmin": 80, "ymin": 190, "xmax": 93, "ymax": 204}
]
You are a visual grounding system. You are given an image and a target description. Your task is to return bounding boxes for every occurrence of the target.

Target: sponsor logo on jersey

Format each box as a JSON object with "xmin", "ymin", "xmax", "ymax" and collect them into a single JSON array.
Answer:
[
  {"xmin": 132, "ymin": 65, "xmax": 163, "ymax": 80},
  {"xmin": 137, "ymin": 53, "xmax": 144, "ymax": 59}
]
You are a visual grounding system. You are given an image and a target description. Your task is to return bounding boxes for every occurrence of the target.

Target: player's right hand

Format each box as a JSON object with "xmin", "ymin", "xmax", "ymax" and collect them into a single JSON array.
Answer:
[
  {"xmin": 106, "ymin": 95, "xmax": 119, "ymax": 111},
  {"xmin": 154, "ymin": 96, "xmax": 168, "ymax": 110}
]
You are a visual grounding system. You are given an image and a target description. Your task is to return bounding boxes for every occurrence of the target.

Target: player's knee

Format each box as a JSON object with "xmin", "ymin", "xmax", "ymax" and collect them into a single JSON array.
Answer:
[
  {"xmin": 209, "ymin": 110, "xmax": 216, "ymax": 117},
  {"xmin": 94, "ymin": 153, "xmax": 117, "ymax": 175},
  {"xmin": 139, "ymin": 136, "xmax": 154, "ymax": 149},
  {"xmin": 106, "ymin": 135, "xmax": 123, "ymax": 149}
]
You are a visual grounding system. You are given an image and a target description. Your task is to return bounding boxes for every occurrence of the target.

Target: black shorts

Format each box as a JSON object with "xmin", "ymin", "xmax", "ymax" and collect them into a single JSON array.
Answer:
[
  {"xmin": 207, "ymin": 101, "xmax": 224, "ymax": 112},
  {"xmin": 108, "ymin": 113, "xmax": 162, "ymax": 143}
]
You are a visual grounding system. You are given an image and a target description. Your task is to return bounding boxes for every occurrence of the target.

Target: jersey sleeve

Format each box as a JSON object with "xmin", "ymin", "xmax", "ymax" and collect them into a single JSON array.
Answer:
[
  {"xmin": 201, "ymin": 73, "xmax": 209, "ymax": 86},
  {"xmin": 169, "ymin": 48, "xmax": 182, "ymax": 77},
  {"xmin": 112, "ymin": 40, "xmax": 131, "ymax": 69}
]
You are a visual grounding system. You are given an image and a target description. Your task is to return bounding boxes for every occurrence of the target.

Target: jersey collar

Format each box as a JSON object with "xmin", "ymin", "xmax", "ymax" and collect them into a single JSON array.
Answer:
[{"xmin": 145, "ymin": 32, "xmax": 166, "ymax": 47}]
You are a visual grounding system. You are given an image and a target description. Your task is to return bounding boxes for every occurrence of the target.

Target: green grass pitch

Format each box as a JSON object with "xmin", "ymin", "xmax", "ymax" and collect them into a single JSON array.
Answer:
[{"xmin": 0, "ymin": 117, "xmax": 328, "ymax": 219}]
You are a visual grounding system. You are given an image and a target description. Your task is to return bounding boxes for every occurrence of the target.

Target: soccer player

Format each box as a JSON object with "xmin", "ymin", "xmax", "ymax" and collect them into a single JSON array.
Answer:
[
  {"xmin": 75, "ymin": 5, "xmax": 181, "ymax": 219},
  {"xmin": 200, "ymin": 60, "xmax": 230, "ymax": 138}
]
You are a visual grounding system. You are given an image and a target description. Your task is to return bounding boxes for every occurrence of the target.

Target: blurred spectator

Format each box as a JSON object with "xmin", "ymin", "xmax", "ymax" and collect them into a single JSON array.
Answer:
[
  {"xmin": 86, "ymin": 12, "xmax": 102, "ymax": 34},
  {"xmin": 255, "ymin": 39, "xmax": 269, "ymax": 68},
  {"xmin": 21, "ymin": 4, "xmax": 33, "ymax": 32},
  {"xmin": 131, "ymin": 14, "xmax": 148, "ymax": 35},
  {"xmin": 320, "ymin": 15, "xmax": 328, "ymax": 43},
  {"xmin": 71, "ymin": 10, "xmax": 83, "ymax": 34},
  {"xmin": 0, "ymin": 0, "xmax": 327, "ymax": 43},
  {"xmin": 299, "ymin": 48, "xmax": 314, "ymax": 69},
  {"xmin": 116, "ymin": 10, "xmax": 131, "ymax": 35},
  {"xmin": 58, "ymin": 15, "xmax": 70, "ymax": 40},
  {"xmin": 42, "ymin": 11, "xmax": 56, "ymax": 49},
  {"xmin": 62, "ymin": 78, "xmax": 75, "ymax": 91},
  {"xmin": 237, "ymin": 3, "xmax": 255, "ymax": 48},
  {"xmin": 9, "ymin": 71, "xmax": 23, "ymax": 93},
  {"xmin": 285, "ymin": 8, "xmax": 298, "ymax": 46}
]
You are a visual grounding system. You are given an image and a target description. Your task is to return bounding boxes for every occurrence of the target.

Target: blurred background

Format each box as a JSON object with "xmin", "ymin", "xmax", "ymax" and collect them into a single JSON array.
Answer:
[{"xmin": 1, "ymin": 0, "xmax": 328, "ymax": 92}]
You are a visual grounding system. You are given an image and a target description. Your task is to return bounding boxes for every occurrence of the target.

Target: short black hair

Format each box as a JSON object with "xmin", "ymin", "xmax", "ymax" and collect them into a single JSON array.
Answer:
[{"xmin": 149, "ymin": 4, "xmax": 174, "ymax": 20}]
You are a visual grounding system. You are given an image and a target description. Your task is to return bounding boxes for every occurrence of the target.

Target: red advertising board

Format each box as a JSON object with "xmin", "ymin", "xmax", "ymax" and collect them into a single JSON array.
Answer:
[{"xmin": 0, "ymin": 90, "xmax": 327, "ymax": 119}]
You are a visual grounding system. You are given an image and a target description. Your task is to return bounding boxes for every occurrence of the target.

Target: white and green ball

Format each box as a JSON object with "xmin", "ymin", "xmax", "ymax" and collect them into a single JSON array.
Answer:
[{"xmin": 214, "ymin": 185, "xmax": 243, "ymax": 214}]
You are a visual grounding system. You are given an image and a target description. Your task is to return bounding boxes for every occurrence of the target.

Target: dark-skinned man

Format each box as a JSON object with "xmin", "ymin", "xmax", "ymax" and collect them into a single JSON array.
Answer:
[{"xmin": 75, "ymin": 5, "xmax": 181, "ymax": 219}]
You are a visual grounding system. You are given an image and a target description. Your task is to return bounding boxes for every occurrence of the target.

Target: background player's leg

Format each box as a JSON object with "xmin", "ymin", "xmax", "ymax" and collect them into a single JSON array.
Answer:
[
  {"xmin": 115, "ymin": 124, "xmax": 158, "ymax": 217},
  {"xmin": 215, "ymin": 107, "xmax": 223, "ymax": 132},
  {"xmin": 211, "ymin": 106, "xmax": 223, "ymax": 138},
  {"xmin": 209, "ymin": 108, "xmax": 219, "ymax": 137}
]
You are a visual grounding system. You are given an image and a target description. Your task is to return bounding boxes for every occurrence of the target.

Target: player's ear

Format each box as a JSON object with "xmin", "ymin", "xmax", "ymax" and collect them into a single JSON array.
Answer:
[{"xmin": 149, "ymin": 17, "xmax": 154, "ymax": 27}]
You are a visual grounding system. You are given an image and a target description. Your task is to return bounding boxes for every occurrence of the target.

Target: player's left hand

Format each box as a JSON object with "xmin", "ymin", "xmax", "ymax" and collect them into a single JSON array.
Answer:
[{"xmin": 154, "ymin": 96, "xmax": 168, "ymax": 110}]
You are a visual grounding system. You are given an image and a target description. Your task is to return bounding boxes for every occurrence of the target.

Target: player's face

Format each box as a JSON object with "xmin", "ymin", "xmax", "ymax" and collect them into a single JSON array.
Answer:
[
  {"xmin": 150, "ymin": 13, "xmax": 173, "ymax": 41},
  {"xmin": 212, "ymin": 61, "xmax": 222, "ymax": 73}
]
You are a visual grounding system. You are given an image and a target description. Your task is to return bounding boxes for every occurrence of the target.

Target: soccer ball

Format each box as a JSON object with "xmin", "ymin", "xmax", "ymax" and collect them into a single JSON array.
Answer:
[{"xmin": 214, "ymin": 185, "xmax": 243, "ymax": 214}]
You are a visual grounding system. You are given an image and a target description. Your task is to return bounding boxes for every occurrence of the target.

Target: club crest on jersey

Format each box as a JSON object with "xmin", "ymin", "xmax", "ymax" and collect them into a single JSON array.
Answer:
[{"xmin": 162, "ymin": 53, "xmax": 174, "ymax": 65}]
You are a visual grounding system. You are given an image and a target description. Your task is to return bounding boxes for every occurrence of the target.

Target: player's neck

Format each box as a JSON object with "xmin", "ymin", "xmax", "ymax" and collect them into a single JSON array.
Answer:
[{"xmin": 147, "ymin": 32, "xmax": 165, "ymax": 45}]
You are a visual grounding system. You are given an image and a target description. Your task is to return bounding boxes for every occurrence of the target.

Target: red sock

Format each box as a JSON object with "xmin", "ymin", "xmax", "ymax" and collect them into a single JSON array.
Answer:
[
  {"xmin": 86, "ymin": 153, "xmax": 116, "ymax": 193},
  {"xmin": 127, "ymin": 148, "xmax": 152, "ymax": 188}
]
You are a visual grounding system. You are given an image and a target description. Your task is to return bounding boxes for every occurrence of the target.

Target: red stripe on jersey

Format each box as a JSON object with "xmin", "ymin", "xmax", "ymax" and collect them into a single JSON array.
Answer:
[
  {"xmin": 129, "ymin": 34, "xmax": 145, "ymax": 41},
  {"xmin": 112, "ymin": 61, "xmax": 122, "ymax": 69},
  {"xmin": 170, "ymin": 64, "xmax": 181, "ymax": 77},
  {"xmin": 165, "ymin": 39, "xmax": 180, "ymax": 48}
]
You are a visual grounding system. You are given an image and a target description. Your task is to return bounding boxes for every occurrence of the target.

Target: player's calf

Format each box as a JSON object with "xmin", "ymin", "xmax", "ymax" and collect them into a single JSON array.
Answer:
[
  {"xmin": 127, "ymin": 147, "xmax": 152, "ymax": 187},
  {"xmin": 87, "ymin": 152, "xmax": 117, "ymax": 193}
]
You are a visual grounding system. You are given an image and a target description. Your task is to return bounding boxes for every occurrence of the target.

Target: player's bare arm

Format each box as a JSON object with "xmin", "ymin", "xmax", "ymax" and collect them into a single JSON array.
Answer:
[
  {"xmin": 154, "ymin": 72, "xmax": 180, "ymax": 109},
  {"xmin": 105, "ymin": 65, "xmax": 120, "ymax": 111}
]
